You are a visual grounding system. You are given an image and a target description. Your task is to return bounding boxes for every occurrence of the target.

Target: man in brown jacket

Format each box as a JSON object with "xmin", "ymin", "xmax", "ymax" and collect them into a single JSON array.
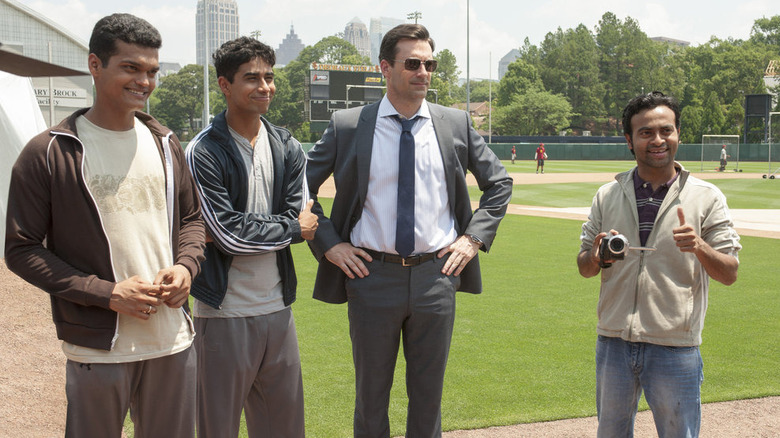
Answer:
[{"xmin": 4, "ymin": 14, "xmax": 205, "ymax": 438}]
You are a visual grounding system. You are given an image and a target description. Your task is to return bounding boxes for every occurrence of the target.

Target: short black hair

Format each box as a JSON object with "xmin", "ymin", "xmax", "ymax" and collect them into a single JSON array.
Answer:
[
  {"xmin": 213, "ymin": 36, "xmax": 275, "ymax": 83},
  {"xmin": 378, "ymin": 24, "xmax": 435, "ymax": 65},
  {"xmin": 89, "ymin": 13, "xmax": 161, "ymax": 67},
  {"xmin": 622, "ymin": 91, "xmax": 681, "ymax": 142}
]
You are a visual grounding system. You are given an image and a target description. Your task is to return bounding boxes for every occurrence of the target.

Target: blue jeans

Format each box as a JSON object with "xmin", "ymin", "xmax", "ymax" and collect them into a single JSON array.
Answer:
[{"xmin": 596, "ymin": 336, "xmax": 703, "ymax": 438}]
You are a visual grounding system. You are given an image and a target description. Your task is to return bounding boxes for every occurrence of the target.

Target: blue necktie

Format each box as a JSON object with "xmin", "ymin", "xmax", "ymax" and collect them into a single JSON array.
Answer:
[{"xmin": 394, "ymin": 116, "xmax": 418, "ymax": 258}]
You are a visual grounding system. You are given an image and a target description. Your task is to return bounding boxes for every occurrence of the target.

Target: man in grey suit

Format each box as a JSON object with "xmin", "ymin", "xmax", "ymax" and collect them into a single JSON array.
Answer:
[{"xmin": 306, "ymin": 24, "xmax": 513, "ymax": 438}]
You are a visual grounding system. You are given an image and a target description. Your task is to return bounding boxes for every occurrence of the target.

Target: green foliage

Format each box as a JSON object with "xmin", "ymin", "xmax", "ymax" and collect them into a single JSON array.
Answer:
[
  {"xmin": 499, "ymin": 13, "xmax": 779, "ymax": 137},
  {"xmin": 497, "ymin": 59, "xmax": 544, "ymax": 106},
  {"xmin": 750, "ymin": 15, "xmax": 780, "ymax": 46},
  {"xmin": 723, "ymin": 98, "xmax": 745, "ymax": 136},
  {"xmin": 150, "ymin": 64, "xmax": 223, "ymax": 139},
  {"xmin": 431, "ymin": 49, "xmax": 460, "ymax": 107},
  {"xmin": 538, "ymin": 24, "xmax": 605, "ymax": 130},
  {"xmin": 701, "ymin": 91, "xmax": 726, "ymax": 134},
  {"xmin": 494, "ymin": 89, "xmax": 572, "ymax": 135},
  {"xmin": 680, "ymin": 105, "xmax": 704, "ymax": 143}
]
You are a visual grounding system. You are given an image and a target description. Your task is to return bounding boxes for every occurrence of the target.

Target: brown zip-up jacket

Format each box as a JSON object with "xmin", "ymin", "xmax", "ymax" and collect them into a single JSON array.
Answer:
[{"xmin": 4, "ymin": 108, "xmax": 206, "ymax": 351}]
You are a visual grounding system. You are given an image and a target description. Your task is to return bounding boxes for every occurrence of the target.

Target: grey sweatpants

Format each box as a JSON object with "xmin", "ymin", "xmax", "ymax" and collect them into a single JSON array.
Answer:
[
  {"xmin": 65, "ymin": 345, "xmax": 196, "ymax": 438},
  {"xmin": 195, "ymin": 307, "xmax": 305, "ymax": 438}
]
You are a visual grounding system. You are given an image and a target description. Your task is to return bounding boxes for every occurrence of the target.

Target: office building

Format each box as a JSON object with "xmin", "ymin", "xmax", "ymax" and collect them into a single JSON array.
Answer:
[
  {"xmin": 196, "ymin": 0, "xmax": 239, "ymax": 66},
  {"xmin": 498, "ymin": 49, "xmax": 521, "ymax": 80},
  {"xmin": 369, "ymin": 16, "xmax": 403, "ymax": 65},
  {"xmin": 276, "ymin": 24, "xmax": 305, "ymax": 66},
  {"xmin": 343, "ymin": 17, "xmax": 370, "ymax": 60}
]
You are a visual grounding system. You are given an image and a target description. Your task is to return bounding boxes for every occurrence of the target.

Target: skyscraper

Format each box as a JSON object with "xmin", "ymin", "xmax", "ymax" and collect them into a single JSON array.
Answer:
[
  {"xmin": 196, "ymin": 0, "xmax": 240, "ymax": 66},
  {"xmin": 369, "ymin": 17, "xmax": 403, "ymax": 65},
  {"xmin": 276, "ymin": 24, "xmax": 305, "ymax": 66},
  {"xmin": 343, "ymin": 17, "xmax": 370, "ymax": 60},
  {"xmin": 498, "ymin": 49, "xmax": 521, "ymax": 80}
]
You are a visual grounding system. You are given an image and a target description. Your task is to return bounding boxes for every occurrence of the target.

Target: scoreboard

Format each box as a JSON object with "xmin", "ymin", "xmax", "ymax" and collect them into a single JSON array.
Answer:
[{"xmin": 306, "ymin": 63, "xmax": 384, "ymax": 131}]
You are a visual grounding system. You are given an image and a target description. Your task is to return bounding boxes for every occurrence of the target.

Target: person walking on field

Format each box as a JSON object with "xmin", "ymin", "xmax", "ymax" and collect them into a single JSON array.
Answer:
[
  {"xmin": 5, "ymin": 13, "xmax": 206, "ymax": 437},
  {"xmin": 535, "ymin": 142, "xmax": 547, "ymax": 173},
  {"xmin": 511, "ymin": 144, "xmax": 516, "ymax": 164},
  {"xmin": 577, "ymin": 91, "xmax": 741, "ymax": 437},
  {"xmin": 719, "ymin": 145, "xmax": 730, "ymax": 172}
]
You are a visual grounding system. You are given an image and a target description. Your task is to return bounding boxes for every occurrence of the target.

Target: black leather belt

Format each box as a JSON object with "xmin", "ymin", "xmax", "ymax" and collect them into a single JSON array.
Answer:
[{"xmin": 363, "ymin": 249, "xmax": 436, "ymax": 267}]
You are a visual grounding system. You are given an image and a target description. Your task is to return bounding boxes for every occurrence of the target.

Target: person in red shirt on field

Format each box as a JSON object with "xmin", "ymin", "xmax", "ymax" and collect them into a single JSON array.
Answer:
[{"xmin": 535, "ymin": 143, "xmax": 547, "ymax": 174}]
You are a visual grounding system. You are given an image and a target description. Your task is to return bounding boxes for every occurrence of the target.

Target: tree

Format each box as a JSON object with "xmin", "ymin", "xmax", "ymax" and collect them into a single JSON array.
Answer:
[
  {"xmin": 430, "ymin": 49, "xmax": 460, "ymax": 106},
  {"xmin": 496, "ymin": 58, "xmax": 543, "ymax": 106},
  {"xmin": 595, "ymin": 13, "xmax": 661, "ymax": 133},
  {"xmin": 493, "ymin": 89, "xmax": 572, "ymax": 135},
  {"xmin": 680, "ymin": 105, "xmax": 703, "ymax": 144},
  {"xmin": 538, "ymin": 24, "xmax": 605, "ymax": 130},
  {"xmin": 151, "ymin": 64, "xmax": 222, "ymax": 138},
  {"xmin": 701, "ymin": 91, "xmax": 725, "ymax": 135},
  {"xmin": 750, "ymin": 15, "xmax": 780, "ymax": 46},
  {"xmin": 310, "ymin": 35, "xmax": 371, "ymax": 65},
  {"xmin": 723, "ymin": 97, "xmax": 744, "ymax": 136}
]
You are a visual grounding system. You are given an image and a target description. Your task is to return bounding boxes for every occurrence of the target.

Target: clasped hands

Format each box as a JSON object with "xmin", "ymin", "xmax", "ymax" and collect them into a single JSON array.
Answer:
[{"xmin": 109, "ymin": 264, "xmax": 192, "ymax": 320}]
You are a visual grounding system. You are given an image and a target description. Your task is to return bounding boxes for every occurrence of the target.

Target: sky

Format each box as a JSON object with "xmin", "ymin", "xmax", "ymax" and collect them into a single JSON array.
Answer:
[{"xmin": 13, "ymin": 0, "xmax": 779, "ymax": 79}]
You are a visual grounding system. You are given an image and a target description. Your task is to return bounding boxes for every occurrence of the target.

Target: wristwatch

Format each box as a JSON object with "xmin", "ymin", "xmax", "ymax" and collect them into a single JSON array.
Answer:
[{"xmin": 469, "ymin": 234, "xmax": 483, "ymax": 248}]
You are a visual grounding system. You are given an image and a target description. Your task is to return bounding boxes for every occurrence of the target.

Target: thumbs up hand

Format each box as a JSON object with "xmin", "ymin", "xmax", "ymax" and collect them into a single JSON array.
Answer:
[
  {"xmin": 673, "ymin": 206, "xmax": 702, "ymax": 253},
  {"xmin": 299, "ymin": 199, "xmax": 318, "ymax": 241}
]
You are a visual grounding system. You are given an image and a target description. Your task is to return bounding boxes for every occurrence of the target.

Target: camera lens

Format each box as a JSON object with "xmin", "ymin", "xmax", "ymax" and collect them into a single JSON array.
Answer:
[{"xmin": 608, "ymin": 235, "xmax": 628, "ymax": 255}]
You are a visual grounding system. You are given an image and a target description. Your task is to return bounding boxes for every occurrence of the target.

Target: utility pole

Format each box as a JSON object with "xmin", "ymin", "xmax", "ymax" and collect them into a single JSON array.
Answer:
[{"xmin": 202, "ymin": 0, "xmax": 210, "ymax": 130}]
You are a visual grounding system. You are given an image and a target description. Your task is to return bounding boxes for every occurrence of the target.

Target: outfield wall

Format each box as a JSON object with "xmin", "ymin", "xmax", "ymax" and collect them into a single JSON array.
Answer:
[
  {"xmin": 485, "ymin": 143, "xmax": 780, "ymax": 162},
  {"xmin": 298, "ymin": 142, "xmax": 780, "ymax": 162}
]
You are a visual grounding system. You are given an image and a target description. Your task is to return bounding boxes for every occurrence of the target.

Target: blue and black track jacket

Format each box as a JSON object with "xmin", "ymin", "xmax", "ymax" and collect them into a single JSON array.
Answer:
[{"xmin": 185, "ymin": 111, "xmax": 309, "ymax": 309}]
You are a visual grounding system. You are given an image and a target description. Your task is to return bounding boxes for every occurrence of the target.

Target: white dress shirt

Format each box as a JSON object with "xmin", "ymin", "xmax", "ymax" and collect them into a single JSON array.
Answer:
[{"xmin": 350, "ymin": 96, "xmax": 457, "ymax": 255}]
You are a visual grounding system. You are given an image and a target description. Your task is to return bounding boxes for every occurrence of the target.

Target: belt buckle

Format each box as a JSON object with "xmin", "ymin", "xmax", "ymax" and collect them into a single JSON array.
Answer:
[{"xmin": 401, "ymin": 256, "xmax": 415, "ymax": 267}]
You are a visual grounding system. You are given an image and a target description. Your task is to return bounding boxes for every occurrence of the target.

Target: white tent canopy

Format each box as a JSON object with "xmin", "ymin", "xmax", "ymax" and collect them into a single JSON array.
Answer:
[{"xmin": 1, "ymin": 70, "xmax": 47, "ymax": 254}]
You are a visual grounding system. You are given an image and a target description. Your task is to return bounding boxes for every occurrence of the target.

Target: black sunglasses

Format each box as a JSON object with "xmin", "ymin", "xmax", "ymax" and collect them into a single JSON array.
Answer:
[{"xmin": 394, "ymin": 58, "xmax": 438, "ymax": 72}]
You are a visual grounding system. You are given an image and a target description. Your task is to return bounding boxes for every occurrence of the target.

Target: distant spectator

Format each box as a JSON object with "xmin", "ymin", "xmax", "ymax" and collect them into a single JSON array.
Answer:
[
  {"xmin": 719, "ymin": 145, "xmax": 730, "ymax": 171},
  {"xmin": 535, "ymin": 143, "xmax": 547, "ymax": 174}
]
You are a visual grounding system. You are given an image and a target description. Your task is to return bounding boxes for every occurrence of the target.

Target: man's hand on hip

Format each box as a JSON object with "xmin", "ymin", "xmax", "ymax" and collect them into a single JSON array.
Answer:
[
  {"xmin": 325, "ymin": 242, "xmax": 373, "ymax": 279},
  {"xmin": 438, "ymin": 235, "xmax": 480, "ymax": 277}
]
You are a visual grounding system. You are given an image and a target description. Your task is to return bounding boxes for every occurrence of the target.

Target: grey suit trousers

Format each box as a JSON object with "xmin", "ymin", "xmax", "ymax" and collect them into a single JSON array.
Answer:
[{"xmin": 346, "ymin": 253, "xmax": 459, "ymax": 438}]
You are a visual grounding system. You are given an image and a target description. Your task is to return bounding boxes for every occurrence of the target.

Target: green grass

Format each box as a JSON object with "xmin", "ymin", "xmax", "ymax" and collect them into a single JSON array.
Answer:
[
  {"xmin": 123, "ymin": 187, "xmax": 779, "ymax": 437},
  {"xmin": 472, "ymin": 165, "xmax": 780, "ymax": 209},
  {"xmin": 500, "ymin": 160, "xmax": 778, "ymax": 175},
  {"xmin": 292, "ymin": 216, "xmax": 780, "ymax": 436}
]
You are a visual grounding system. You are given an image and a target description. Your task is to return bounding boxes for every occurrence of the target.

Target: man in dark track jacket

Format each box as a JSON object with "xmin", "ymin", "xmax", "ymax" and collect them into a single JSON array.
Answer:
[{"xmin": 185, "ymin": 36, "xmax": 316, "ymax": 437}]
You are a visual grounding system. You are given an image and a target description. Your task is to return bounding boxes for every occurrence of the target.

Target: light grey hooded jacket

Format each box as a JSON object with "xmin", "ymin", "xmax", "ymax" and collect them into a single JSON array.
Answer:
[{"xmin": 580, "ymin": 164, "xmax": 741, "ymax": 347}]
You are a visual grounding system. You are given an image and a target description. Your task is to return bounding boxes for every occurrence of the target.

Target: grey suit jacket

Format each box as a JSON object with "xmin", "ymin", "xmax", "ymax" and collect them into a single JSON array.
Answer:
[{"xmin": 306, "ymin": 100, "xmax": 512, "ymax": 304}]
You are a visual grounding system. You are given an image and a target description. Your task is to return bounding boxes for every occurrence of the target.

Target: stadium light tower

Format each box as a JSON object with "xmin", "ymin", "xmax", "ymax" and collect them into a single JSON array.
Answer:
[
  {"xmin": 466, "ymin": 0, "xmax": 470, "ymax": 114},
  {"xmin": 202, "ymin": 2, "xmax": 210, "ymax": 129},
  {"xmin": 407, "ymin": 11, "xmax": 422, "ymax": 24}
]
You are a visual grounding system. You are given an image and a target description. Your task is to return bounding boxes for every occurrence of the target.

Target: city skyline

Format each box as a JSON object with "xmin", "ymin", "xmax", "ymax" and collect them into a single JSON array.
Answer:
[{"xmin": 8, "ymin": 0, "xmax": 777, "ymax": 80}]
